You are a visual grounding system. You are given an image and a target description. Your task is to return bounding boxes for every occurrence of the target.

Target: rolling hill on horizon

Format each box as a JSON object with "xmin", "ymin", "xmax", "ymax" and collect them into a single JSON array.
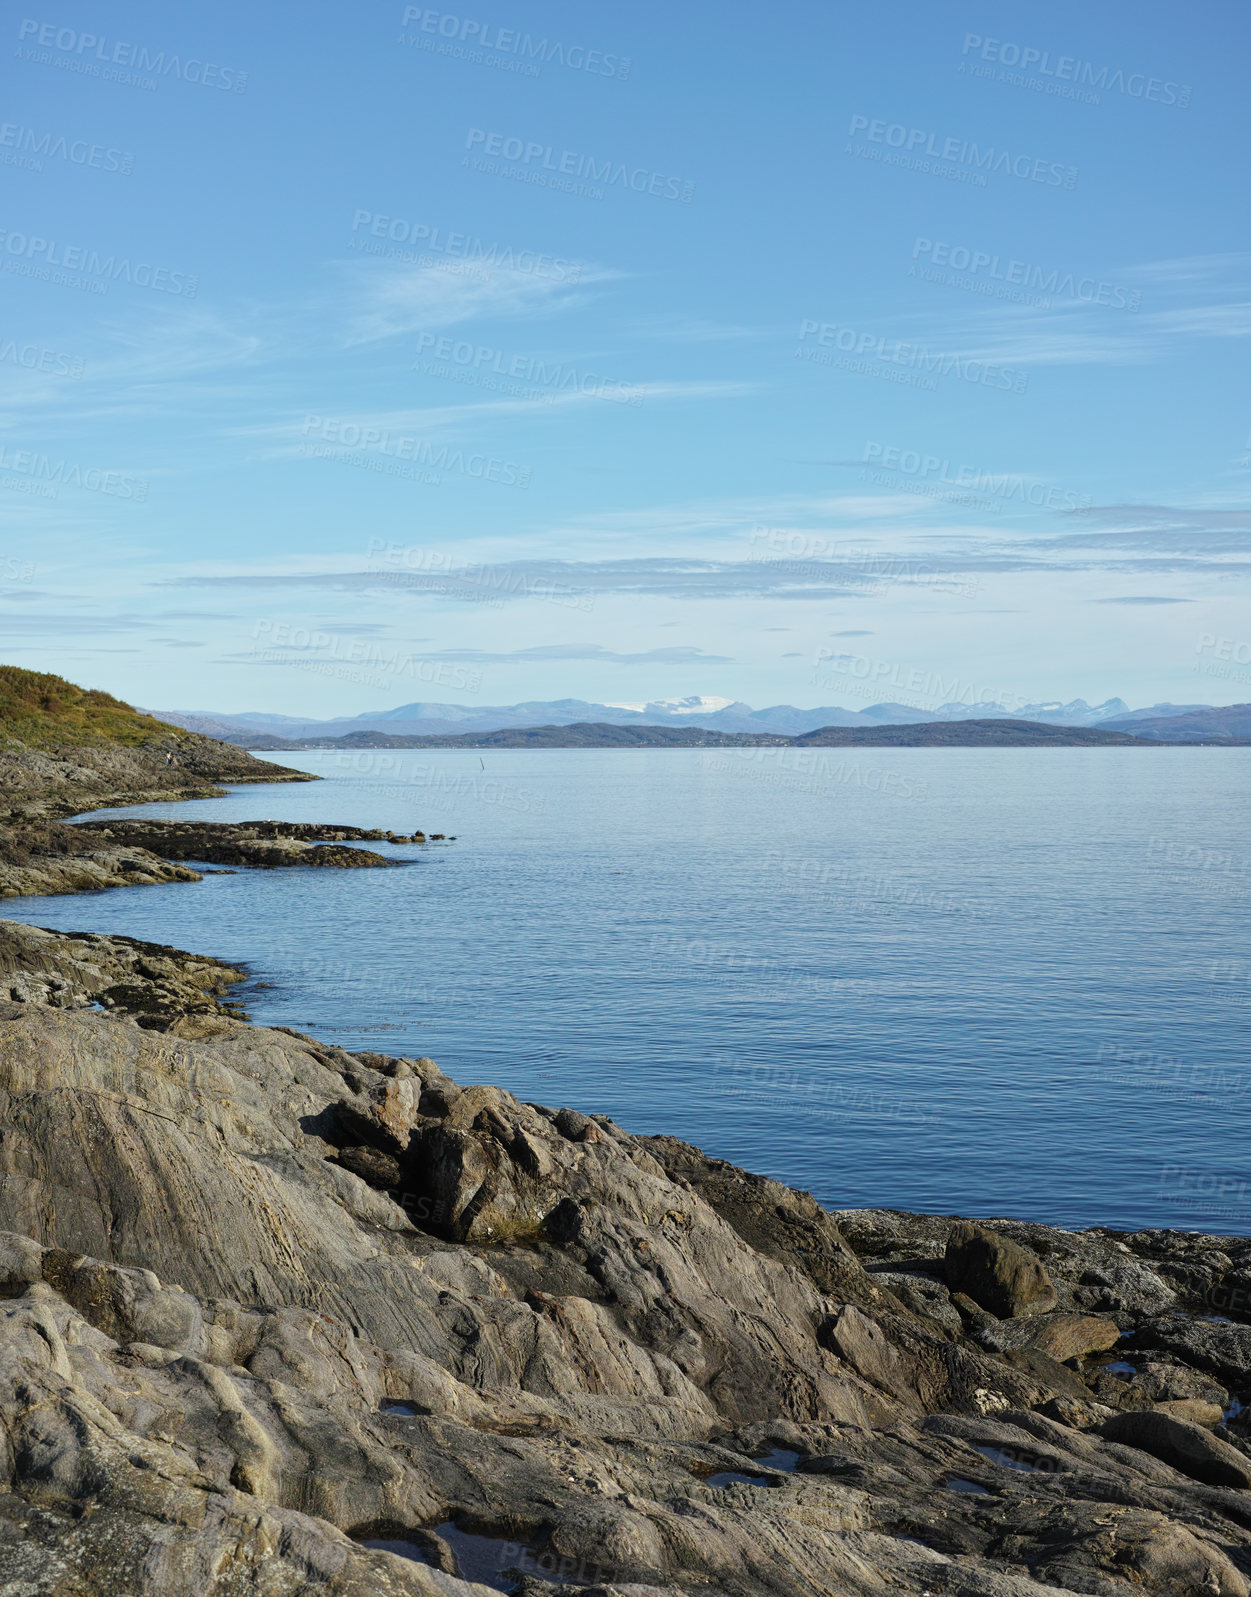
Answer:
[
  {"xmin": 1103, "ymin": 703, "xmax": 1251, "ymax": 742},
  {"xmin": 174, "ymin": 718, "xmax": 1184, "ymax": 751},
  {"xmin": 145, "ymin": 692, "xmax": 1217, "ymax": 745}
]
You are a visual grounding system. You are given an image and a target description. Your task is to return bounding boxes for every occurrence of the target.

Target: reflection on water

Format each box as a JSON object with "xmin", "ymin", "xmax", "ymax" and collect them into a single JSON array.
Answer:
[{"xmin": 13, "ymin": 744, "xmax": 1248, "ymax": 1233}]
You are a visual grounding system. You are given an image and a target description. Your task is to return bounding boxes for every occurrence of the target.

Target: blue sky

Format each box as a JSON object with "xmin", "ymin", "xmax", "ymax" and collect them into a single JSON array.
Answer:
[{"xmin": 2, "ymin": 0, "xmax": 1249, "ymax": 717}]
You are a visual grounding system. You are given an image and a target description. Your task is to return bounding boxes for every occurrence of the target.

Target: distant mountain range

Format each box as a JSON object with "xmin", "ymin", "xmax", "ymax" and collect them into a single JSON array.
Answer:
[
  {"xmin": 227, "ymin": 719, "xmax": 1163, "ymax": 750},
  {"xmin": 147, "ymin": 693, "xmax": 1237, "ymax": 745},
  {"xmin": 1102, "ymin": 703, "xmax": 1251, "ymax": 742}
]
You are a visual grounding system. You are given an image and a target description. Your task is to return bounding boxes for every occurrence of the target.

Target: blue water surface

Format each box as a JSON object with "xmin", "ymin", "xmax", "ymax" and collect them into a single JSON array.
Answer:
[{"xmin": 9, "ymin": 745, "xmax": 1250, "ymax": 1233}]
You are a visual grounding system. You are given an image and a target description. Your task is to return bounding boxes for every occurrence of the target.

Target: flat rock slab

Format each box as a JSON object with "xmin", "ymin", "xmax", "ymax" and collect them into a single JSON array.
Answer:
[
  {"xmin": 983, "ymin": 1312, "xmax": 1122, "ymax": 1362},
  {"xmin": 1100, "ymin": 1408, "xmax": 1251, "ymax": 1488}
]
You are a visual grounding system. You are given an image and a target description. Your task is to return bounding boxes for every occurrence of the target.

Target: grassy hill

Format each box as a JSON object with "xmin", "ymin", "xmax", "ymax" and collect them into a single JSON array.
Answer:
[
  {"xmin": 0, "ymin": 666, "xmax": 314, "ymax": 819},
  {"xmin": 0, "ymin": 666, "xmax": 192, "ymax": 748}
]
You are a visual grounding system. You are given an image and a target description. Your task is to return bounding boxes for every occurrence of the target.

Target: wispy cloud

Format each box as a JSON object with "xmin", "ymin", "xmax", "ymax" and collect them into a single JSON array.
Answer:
[
  {"xmin": 1117, "ymin": 253, "xmax": 1251, "ymax": 288},
  {"xmin": 0, "ymin": 306, "xmax": 269, "ymax": 431},
  {"xmin": 235, "ymin": 379, "xmax": 755, "ymax": 457},
  {"xmin": 1046, "ymin": 505, "xmax": 1251, "ymax": 557},
  {"xmin": 166, "ymin": 556, "xmax": 887, "ymax": 602},
  {"xmin": 1147, "ymin": 304, "xmax": 1251, "ymax": 338},
  {"xmin": 340, "ymin": 259, "xmax": 618, "ymax": 345},
  {"xmin": 417, "ymin": 643, "xmax": 734, "ymax": 665},
  {"xmin": 162, "ymin": 528, "xmax": 1251, "ymax": 604},
  {"xmin": 879, "ymin": 254, "xmax": 1251, "ymax": 371}
]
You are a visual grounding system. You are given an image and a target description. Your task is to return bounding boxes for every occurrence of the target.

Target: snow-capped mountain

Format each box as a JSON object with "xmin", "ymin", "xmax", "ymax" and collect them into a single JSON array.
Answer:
[
  {"xmin": 603, "ymin": 695, "xmax": 736, "ymax": 716},
  {"xmin": 146, "ymin": 695, "xmax": 1216, "ymax": 743}
]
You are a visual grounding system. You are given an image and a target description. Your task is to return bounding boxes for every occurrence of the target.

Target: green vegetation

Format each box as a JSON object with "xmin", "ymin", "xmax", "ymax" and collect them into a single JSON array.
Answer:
[{"xmin": 0, "ymin": 666, "xmax": 188, "ymax": 748}]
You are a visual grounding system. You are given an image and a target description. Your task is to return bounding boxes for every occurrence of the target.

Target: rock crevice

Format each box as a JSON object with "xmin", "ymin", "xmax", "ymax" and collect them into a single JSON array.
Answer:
[{"xmin": 0, "ymin": 950, "xmax": 1249, "ymax": 1594}]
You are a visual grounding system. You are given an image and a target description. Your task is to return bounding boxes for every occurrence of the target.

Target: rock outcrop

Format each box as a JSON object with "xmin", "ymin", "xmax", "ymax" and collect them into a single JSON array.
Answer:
[
  {"xmin": 0, "ymin": 819, "xmax": 207, "ymax": 898},
  {"xmin": 0, "ymin": 819, "xmax": 442, "ymax": 899},
  {"xmin": 74, "ymin": 818, "xmax": 437, "ymax": 862},
  {"xmin": 0, "ymin": 734, "xmax": 313, "ymax": 822},
  {"xmin": 945, "ymin": 1220, "xmax": 1060, "ymax": 1319},
  {"xmin": 0, "ymin": 977, "xmax": 1249, "ymax": 1595},
  {"xmin": 0, "ymin": 919, "xmax": 248, "ymax": 1021},
  {"xmin": 1, "ymin": 669, "xmax": 1246, "ymax": 1592}
]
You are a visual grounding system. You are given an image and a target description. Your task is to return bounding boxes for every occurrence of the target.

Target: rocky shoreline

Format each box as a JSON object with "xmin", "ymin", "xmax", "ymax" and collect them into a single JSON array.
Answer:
[
  {"xmin": 2, "ymin": 975, "xmax": 1251, "ymax": 1597},
  {"xmin": 0, "ymin": 730, "xmax": 316, "ymax": 822},
  {"xmin": 0, "ymin": 739, "xmax": 1249, "ymax": 1595},
  {"xmin": 0, "ymin": 736, "xmax": 452, "ymax": 899}
]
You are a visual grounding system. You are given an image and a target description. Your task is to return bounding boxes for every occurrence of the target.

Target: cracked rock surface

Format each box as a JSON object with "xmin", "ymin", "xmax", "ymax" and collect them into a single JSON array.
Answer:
[{"xmin": 0, "ymin": 950, "xmax": 1250, "ymax": 1594}]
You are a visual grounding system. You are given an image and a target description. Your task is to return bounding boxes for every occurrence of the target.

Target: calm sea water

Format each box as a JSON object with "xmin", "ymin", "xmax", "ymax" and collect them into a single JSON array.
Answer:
[{"xmin": 11, "ymin": 746, "xmax": 1251, "ymax": 1233}]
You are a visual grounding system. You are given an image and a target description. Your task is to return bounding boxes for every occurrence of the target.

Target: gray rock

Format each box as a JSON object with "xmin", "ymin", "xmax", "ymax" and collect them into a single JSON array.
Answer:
[
  {"xmin": 870, "ymin": 1267, "xmax": 963, "ymax": 1331},
  {"xmin": 1100, "ymin": 1409, "xmax": 1251, "ymax": 1488},
  {"xmin": 979, "ymin": 1311, "xmax": 1122, "ymax": 1362},
  {"xmin": 2, "ymin": 928, "xmax": 1251, "ymax": 1593},
  {"xmin": 1154, "ymin": 1398, "xmax": 1225, "ymax": 1428}
]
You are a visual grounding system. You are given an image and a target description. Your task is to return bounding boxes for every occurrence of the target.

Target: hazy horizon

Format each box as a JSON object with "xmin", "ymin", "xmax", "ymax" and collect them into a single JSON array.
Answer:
[
  {"xmin": 150, "ymin": 687, "xmax": 1216, "ymax": 723},
  {"xmin": 3, "ymin": 1, "xmax": 1248, "ymax": 715}
]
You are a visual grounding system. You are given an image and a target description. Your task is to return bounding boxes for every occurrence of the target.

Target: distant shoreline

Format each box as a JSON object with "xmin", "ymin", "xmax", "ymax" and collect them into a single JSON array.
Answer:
[{"xmin": 230, "ymin": 716, "xmax": 1247, "ymax": 752}]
